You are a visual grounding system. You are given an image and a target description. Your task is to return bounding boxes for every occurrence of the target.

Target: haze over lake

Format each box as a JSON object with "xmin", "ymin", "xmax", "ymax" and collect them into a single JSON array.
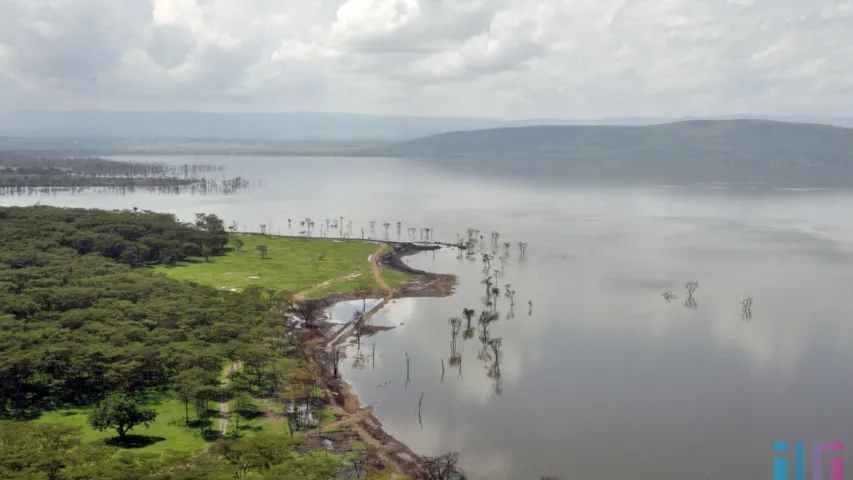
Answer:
[{"xmin": 6, "ymin": 155, "xmax": 853, "ymax": 479}]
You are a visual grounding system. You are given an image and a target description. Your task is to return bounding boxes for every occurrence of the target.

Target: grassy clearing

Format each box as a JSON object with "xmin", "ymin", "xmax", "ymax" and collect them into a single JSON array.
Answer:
[
  {"xmin": 154, "ymin": 235, "xmax": 410, "ymax": 294},
  {"xmin": 34, "ymin": 397, "xmax": 215, "ymax": 454}
]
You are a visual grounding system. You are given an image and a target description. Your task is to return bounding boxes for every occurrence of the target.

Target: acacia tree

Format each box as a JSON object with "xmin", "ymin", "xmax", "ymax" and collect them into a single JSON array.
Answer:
[
  {"xmin": 256, "ymin": 245, "xmax": 269, "ymax": 259},
  {"xmin": 173, "ymin": 368, "xmax": 217, "ymax": 423},
  {"xmin": 233, "ymin": 237, "xmax": 245, "ymax": 251},
  {"xmin": 88, "ymin": 392, "xmax": 156, "ymax": 441}
]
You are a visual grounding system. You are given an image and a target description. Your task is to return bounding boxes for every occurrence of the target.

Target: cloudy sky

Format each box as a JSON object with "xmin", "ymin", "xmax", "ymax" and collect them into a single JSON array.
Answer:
[{"xmin": 1, "ymin": 0, "xmax": 851, "ymax": 118}]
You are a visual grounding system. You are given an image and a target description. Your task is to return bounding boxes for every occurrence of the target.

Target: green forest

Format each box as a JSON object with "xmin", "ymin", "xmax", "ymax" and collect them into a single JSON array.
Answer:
[{"xmin": 0, "ymin": 206, "xmax": 392, "ymax": 479}]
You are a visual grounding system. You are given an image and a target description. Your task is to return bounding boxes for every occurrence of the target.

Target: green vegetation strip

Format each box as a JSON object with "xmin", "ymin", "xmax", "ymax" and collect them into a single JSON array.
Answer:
[{"xmin": 156, "ymin": 234, "xmax": 409, "ymax": 294}]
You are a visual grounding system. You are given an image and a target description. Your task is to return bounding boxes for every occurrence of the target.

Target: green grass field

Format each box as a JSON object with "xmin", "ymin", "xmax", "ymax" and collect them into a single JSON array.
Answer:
[
  {"xmin": 155, "ymin": 235, "xmax": 409, "ymax": 295},
  {"xmin": 35, "ymin": 397, "xmax": 214, "ymax": 454}
]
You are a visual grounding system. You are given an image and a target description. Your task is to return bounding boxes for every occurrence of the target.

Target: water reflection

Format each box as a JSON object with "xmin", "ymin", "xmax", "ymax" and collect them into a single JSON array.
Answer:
[{"xmin": 8, "ymin": 155, "xmax": 853, "ymax": 479}]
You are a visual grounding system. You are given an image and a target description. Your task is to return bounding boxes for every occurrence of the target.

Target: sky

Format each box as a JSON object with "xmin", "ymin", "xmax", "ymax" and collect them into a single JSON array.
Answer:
[{"xmin": 1, "ymin": 0, "xmax": 852, "ymax": 118}]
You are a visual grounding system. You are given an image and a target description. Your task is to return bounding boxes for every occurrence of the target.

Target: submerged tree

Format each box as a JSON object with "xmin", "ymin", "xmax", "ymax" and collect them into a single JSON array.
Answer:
[
  {"xmin": 741, "ymin": 296, "xmax": 753, "ymax": 320},
  {"xmin": 486, "ymin": 338, "xmax": 503, "ymax": 395},
  {"xmin": 685, "ymin": 281, "xmax": 699, "ymax": 310},
  {"xmin": 482, "ymin": 253, "xmax": 493, "ymax": 272},
  {"xmin": 462, "ymin": 308, "xmax": 476, "ymax": 340},
  {"xmin": 449, "ymin": 317, "xmax": 463, "ymax": 368}
]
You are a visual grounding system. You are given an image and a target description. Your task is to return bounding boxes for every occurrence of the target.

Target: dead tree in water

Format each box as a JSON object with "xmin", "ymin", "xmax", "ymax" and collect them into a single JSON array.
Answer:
[
  {"xmin": 685, "ymin": 281, "xmax": 699, "ymax": 310},
  {"xmin": 405, "ymin": 352, "xmax": 411, "ymax": 388},
  {"xmin": 741, "ymin": 296, "xmax": 753, "ymax": 320},
  {"xmin": 482, "ymin": 253, "xmax": 493, "ymax": 272},
  {"xmin": 487, "ymin": 338, "xmax": 504, "ymax": 395},
  {"xmin": 449, "ymin": 317, "xmax": 463, "ymax": 368},
  {"xmin": 369, "ymin": 221, "xmax": 376, "ymax": 237},
  {"xmin": 482, "ymin": 276, "xmax": 493, "ymax": 299},
  {"xmin": 517, "ymin": 242, "xmax": 528, "ymax": 258},
  {"xmin": 418, "ymin": 392, "xmax": 424, "ymax": 429},
  {"xmin": 462, "ymin": 308, "xmax": 476, "ymax": 340}
]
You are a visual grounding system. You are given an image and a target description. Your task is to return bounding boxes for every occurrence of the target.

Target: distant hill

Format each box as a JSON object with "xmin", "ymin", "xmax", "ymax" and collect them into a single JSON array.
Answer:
[
  {"xmin": 370, "ymin": 119, "xmax": 853, "ymax": 187},
  {"xmin": 374, "ymin": 119, "xmax": 853, "ymax": 164},
  {"xmin": 2, "ymin": 110, "xmax": 853, "ymax": 142}
]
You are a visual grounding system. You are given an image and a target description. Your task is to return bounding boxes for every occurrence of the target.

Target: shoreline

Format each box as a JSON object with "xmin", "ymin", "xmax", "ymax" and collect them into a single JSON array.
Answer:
[{"xmin": 300, "ymin": 241, "xmax": 457, "ymax": 477}]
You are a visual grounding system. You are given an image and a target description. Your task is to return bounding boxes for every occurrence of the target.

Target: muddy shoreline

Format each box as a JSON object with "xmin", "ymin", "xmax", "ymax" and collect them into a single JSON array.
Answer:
[{"xmin": 300, "ymin": 241, "xmax": 457, "ymax": 478}]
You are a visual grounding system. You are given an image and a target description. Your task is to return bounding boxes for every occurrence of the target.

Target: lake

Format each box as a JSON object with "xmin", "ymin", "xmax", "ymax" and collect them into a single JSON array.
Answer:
[{"xmin": 6, "ymin": 155, "xmax": 853, "ymax": 479}]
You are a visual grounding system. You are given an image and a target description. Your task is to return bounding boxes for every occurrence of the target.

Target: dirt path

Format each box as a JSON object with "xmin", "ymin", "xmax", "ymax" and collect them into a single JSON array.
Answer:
[
  {"xmin": 370, "ymin": 246, "xmax": 394, "ymax": 294},
  {"xmin": 297, "ymin": 406, "xmax": 375, "ymax": 439},
  {"xmin": 302, "ymin": 402, "xmax": 404, "ymax": 477},
  {"xmin": 218, "ymin": 362, "xmax": 241, "ymax": 437},
  {"xmin": 294, "ymin": 272, "xmax": 364, "ymax": 301},
  {"xmin": 331, "ymin": 246, "xmax": 396, "ymax": 346}
]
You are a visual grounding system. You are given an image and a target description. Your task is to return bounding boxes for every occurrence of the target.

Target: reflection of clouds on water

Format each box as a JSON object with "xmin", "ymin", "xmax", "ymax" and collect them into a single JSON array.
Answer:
[{"xmin": 16, "ymin": 156, "xmax": 853, "ymax": 480}]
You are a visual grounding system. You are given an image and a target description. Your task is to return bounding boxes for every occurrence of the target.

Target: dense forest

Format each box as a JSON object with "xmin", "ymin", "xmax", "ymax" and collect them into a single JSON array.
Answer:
[{"xmin": 0, "ymin": 206, "xmax": 388, "ymax": 479}]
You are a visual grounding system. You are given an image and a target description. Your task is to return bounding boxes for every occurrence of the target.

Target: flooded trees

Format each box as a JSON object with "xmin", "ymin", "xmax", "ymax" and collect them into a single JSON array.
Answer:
[
  {"xmin": 684, "ymin": 281, "xmax": 699, "ymax": 310},
  {"xmin": 383, "ymin": 222, "xmax": 391, "ymax": 239},
  {"xmin": 517, "ymin": 242, "xmax": 528, "ymax": 258}
]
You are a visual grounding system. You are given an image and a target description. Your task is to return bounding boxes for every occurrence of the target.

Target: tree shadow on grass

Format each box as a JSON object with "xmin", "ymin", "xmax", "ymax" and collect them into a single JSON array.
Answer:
[
  {"xmin": 235, "ymin": 424, "xmax": 264, "ymax": 434},
  {"xmin": 104, "ymin": 435, "xmax": 166, "ymax": 449},
  {"xmin": 238, "ymin": 409, "xmax": 264, "ymax": 421}
]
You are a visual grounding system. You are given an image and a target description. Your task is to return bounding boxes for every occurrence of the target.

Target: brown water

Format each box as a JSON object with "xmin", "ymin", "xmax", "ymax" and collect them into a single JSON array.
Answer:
[{"xmin": 7, "ymin": 155, "xmax": 853, "ymax": 479}]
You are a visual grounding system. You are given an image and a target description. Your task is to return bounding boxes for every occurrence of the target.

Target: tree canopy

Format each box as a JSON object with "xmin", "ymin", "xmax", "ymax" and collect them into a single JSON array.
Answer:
[
  {"xmin": 88, "ymin": 392, "xmax": 157, "ymax": 440},
  {"xmin": 0, "ymin": 206, "xmax": 261, "ymax": 415}
]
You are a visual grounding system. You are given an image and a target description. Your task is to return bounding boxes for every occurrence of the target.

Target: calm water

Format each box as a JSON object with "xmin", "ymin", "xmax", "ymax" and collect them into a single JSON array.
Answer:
[{"xmin": 7, "ymin": 156, "xmax": 853, "ymax": 479}]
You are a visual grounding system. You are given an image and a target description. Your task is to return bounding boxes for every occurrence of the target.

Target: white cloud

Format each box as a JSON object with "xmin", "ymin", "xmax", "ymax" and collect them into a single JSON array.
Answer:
[{"xmin": 0, "ymin": 0, "xmax": 852, "ymax": 116}]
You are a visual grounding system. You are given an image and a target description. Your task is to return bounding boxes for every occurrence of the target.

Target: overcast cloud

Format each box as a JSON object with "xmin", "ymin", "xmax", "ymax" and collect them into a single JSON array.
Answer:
[{"xmin": 1, "ymin": 0, "xmax": 851, "ymax": 117}]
